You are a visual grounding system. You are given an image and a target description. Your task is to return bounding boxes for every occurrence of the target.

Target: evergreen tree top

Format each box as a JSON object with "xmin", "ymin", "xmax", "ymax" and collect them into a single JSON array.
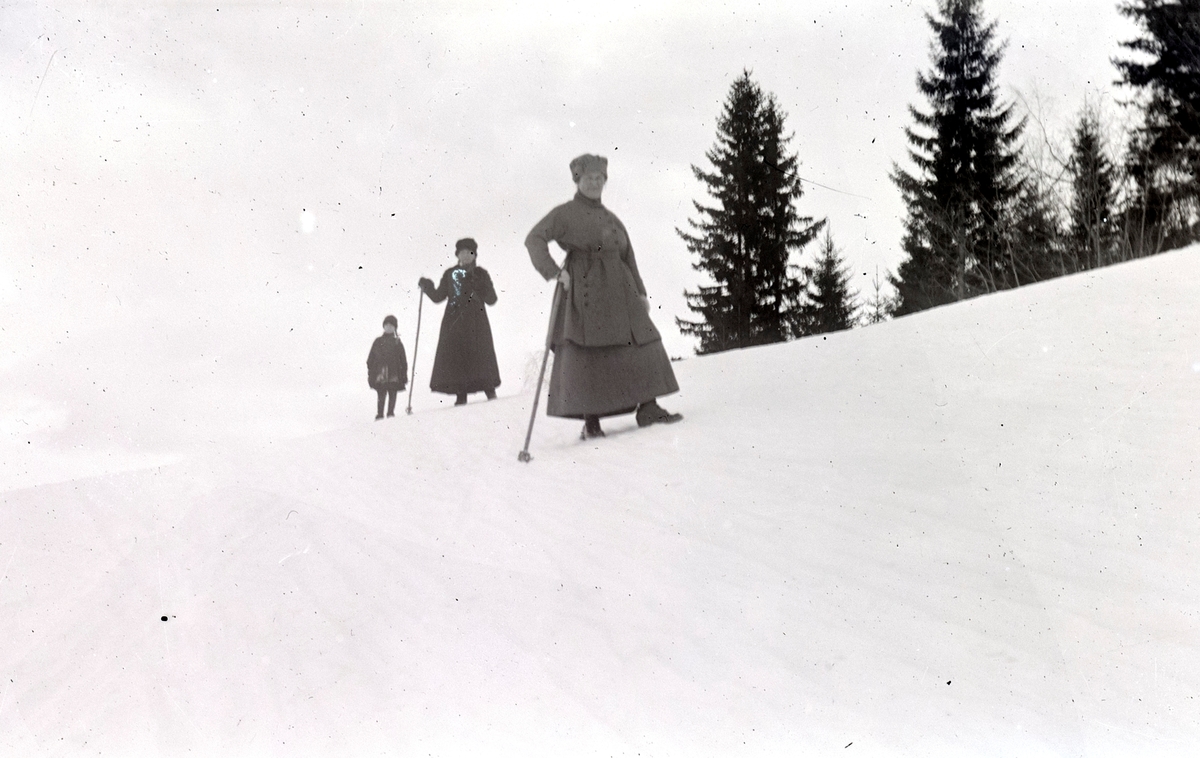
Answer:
[
  {"xmin": 1115, "ymin": 1, "xmax": 1200, "ymax": 139},
  {"xmin": 1116, "ymin": 1, "xmax": 1200, "ymax": 91}
]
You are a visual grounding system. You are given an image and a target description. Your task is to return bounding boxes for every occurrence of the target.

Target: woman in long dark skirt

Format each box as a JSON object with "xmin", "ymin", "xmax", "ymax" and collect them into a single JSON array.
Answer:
[
  {"xmin": 418, "ymin": 237, "xmax": 501, "ymax": 405},
  {"xmin": 525, "ymin": 154, "xmax": 682, "ymax": 439}
]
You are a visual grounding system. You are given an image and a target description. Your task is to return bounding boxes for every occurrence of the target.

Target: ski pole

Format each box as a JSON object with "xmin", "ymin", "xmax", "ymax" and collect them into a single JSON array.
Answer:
[
  {"xmin": 405, "ymin": 289, "xmax": 425, "ymax": 415},
  {"xmin": 518, "ymin": 282, "xmax": 563, "ymax": 463}
]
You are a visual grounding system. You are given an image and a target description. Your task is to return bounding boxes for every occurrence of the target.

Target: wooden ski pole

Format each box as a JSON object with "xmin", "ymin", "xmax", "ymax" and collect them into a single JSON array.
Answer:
[
  {"xmin": 518, "ymin": 282, "xmax": 563, "ymax": 463},
  {"xmin": 405, "ymin": 290, "xmax": 424, "ymax": 415}
]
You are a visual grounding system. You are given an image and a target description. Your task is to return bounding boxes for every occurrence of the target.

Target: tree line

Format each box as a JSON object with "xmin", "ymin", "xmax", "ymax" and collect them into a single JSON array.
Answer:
[{"xmin": 679, "ymin": 0, "xmax": 1200, "ymax": 354}]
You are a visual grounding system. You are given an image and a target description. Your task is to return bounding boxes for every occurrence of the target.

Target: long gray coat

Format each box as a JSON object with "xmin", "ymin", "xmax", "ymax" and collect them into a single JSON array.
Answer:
[{"xmin": 525, "ymin": 193, "xmax": 662, "ymax": 348}]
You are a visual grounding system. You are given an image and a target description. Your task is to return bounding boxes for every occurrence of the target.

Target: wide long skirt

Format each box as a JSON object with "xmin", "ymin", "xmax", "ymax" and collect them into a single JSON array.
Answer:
[
  {"xmin": 546, "ymin": 339, "xmax": 679, "ymax": 419},
  {"xmin": 429, "ymin": 307, "xmax": 501, "ymax": 395}
]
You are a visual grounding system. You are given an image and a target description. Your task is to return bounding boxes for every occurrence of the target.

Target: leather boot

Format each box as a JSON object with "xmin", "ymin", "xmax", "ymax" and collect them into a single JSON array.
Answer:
[
  {"xmin": 580, "ymin": 414, "xmax": 605, "ymax": 440},
  {"xmin": 635, "ymin": 400, "xmax": 683, "ymax": 427}
]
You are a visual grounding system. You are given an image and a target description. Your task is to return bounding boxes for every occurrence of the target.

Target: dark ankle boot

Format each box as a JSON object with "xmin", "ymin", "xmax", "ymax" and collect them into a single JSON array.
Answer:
[
  {"xmin": 454, "ymin": 393, "xmax": 468, "ymax": 406},
  {"xmin": 581, "ymin": 414, "xmax": 605, "ymax": 440},
  {"xmin": 636, "ymin": 400, "xmax": 683, "ymax": 428}
]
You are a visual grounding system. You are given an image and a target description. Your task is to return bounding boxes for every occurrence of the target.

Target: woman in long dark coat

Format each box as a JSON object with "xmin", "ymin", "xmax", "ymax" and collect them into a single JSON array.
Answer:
[
  {"xmin": 525, "ymin": 154, "xmax": 682, "ymax": 439},
  {"xmin": 418, "ymin": 237, "xmax": 501, "ymax": 405}
]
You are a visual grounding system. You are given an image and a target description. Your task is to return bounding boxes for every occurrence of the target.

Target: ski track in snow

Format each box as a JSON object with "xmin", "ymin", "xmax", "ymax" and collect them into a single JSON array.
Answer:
[{"xmin": 1, "ymin": 249, "xmax": 1199, "ymax": 756}]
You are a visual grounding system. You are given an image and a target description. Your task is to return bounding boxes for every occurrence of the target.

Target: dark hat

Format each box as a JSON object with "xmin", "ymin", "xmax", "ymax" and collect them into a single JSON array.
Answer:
[
  {"xmin": 382, "ymin": 314, "xmax": 398, "ymax": 328},
  {"xmin": 455, "ymin": 237, "xmax": 478, "ymax": 253},
  {"xmin": 570, "ymin": 154, "xmax": 608, "ymax": 182}
]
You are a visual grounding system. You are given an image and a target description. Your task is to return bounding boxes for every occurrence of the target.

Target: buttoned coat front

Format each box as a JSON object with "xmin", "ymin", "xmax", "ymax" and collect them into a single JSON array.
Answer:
[{"xmin": 525, "ymin": 193, "xmax": 662, "ymax": 349}]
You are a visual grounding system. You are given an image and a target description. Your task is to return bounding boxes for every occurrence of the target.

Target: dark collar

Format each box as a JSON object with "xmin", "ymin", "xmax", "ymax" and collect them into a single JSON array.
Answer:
[{"xmin": 573, "ymin": 191, "xmax": 604, "ymax": 208}]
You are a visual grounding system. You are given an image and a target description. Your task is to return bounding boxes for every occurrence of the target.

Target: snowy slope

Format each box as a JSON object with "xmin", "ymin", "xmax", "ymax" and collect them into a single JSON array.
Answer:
[{"xmin": 2, "ymin": 249, "xmax": 1198, "ymax": 757}]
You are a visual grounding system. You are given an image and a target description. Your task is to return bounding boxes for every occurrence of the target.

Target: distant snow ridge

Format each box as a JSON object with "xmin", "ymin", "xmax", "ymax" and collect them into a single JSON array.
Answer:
[{"xmin": 2, "ymin": 247, "xmax": 1198, "ymax": 757}]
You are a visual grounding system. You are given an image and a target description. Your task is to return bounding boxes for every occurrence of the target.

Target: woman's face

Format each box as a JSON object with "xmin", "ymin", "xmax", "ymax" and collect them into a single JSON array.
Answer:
[
  {"xmin": 456, "ymin": 248, "xmax": 476, "ymax": 267},
  {"xmin": 577, "ymin": 170, "xmax": 606, "ymax": 200}
]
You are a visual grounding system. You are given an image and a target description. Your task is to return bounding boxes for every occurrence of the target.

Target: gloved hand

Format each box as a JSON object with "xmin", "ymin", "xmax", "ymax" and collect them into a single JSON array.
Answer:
[
  {"xmin": 639, "ymin": 294, "xmax": 651, "ymax": 313},
  {"xmin": 418, "ymin": 277, "xmax": 434, "ymax": 293},
  {"xmin": 557, "ymin": 268, "xmax": 571, "ymax": 291}
]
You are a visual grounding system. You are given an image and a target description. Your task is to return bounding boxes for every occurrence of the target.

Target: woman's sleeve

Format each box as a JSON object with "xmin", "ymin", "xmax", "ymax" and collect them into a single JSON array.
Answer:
[
  {"xmin": 479, "ymin": 269, "xmax": 498, "ymax": 306},
  {"xmin": 618, "ymin": 219, "xmax": 648, "ymax": 296},
  {"xmin": 426, "ymin": 270, "xmax": 450, "ymax": 303},
  {"xmin": 525, "ymin": 207, "xmax": 565, "ymax": 281}
]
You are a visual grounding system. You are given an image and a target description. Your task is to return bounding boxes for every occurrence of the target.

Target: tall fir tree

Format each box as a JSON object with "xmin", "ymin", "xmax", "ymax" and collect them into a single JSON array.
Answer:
[
  {"xmin": 1067, "ymin": 108, "xmax": 1117, "ymax": 271},
  {"xmin": 890, "ymin": 0, "xmax": 1025, "ymax": 315},
  {"xmin": 678, "ymin": 71, "xmax": 825, "ymax": 354},
  {"xmin": 1114, "ymin": 0, "xmax": 1200, "ymax": 253},
  {"xmin": 800, "ymin": 230, "xmax": 859, "ymax": 335}
]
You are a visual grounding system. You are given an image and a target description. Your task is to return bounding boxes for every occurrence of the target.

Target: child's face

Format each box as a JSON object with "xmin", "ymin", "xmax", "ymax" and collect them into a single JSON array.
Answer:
[
  {"xmin": 383, "ymin": 323, "xmax": 396, "ymax": 335},
  {"xmin": 456, "ymin": 248, "xmax": 476, "ymax": 267}
]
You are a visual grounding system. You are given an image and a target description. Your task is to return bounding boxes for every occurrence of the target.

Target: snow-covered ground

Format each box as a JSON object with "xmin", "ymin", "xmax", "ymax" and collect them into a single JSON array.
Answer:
[{"xmin": 2, "ymin": 248, "xmax": 1199, "ymax": 757}]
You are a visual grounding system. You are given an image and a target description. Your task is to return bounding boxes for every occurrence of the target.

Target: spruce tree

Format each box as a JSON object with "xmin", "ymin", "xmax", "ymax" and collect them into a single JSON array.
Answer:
[
  {"xmin": 800, "ymin": 230, "xmax": 859, "ymax": 335},
  {"xmin": 678, "ymin": 71, "xmax": 825, "ymax": 354},
  {"xmin": 1004, "ymin": 172, "xmax": 1066, "ymax": 285},
  {"xmin": 890, "ymin": 0, "xmax": 1025, "ymax": 315},
  {"xmin": 1067, "ymin": 108, "xmax": 1117, "ymax": 270},
  {"xmin": 862, "ymin": 268, "xmax": 897, "ymax": 325},
  {"xmin": 1114, "ymin": 0, "xmax": 1200, "ymax": 252}
]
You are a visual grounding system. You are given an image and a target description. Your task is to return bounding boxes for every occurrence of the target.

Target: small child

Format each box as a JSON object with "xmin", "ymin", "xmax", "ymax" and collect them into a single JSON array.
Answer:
[{"xmin": 367, "ymin": 315, "xmax": 408, "ymax": 419}]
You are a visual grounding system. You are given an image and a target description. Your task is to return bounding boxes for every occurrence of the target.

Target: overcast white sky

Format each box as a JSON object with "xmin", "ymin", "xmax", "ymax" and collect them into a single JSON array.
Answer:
[{"xmin": 1, "ymin": 1, "xmax": 1142, "ymax": 476}]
